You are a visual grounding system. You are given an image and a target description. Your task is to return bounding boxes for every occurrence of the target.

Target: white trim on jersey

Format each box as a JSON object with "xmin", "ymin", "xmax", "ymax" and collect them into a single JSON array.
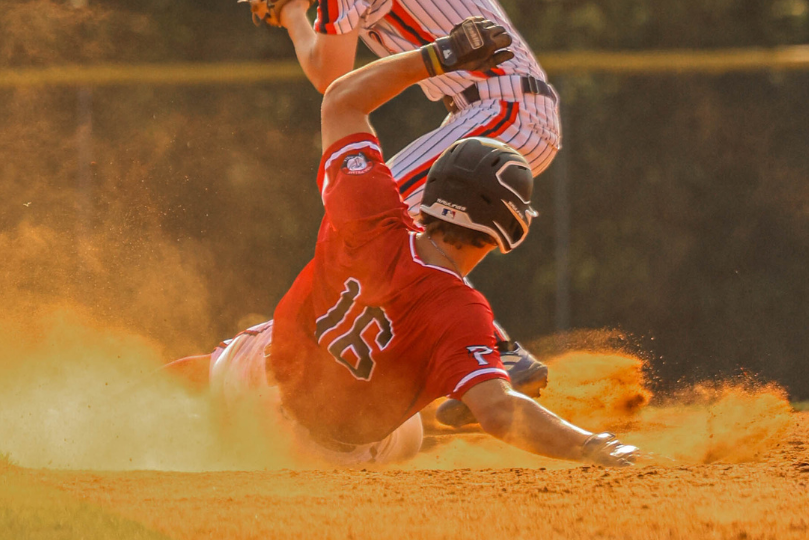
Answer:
[
  {"xmin": 324, "ymin": 140, "xmax": 382, "ymax": 171},
  {"xmin": 321, "ymin": 140, "xmax": 383, "ymax": 199},
  {"xmin": 452, "ymin": 367, "xmax": 509, "ymax": 394},
  {"xmin": 408, "ymin": 232, "xmax": 464, "ymax": 280}
]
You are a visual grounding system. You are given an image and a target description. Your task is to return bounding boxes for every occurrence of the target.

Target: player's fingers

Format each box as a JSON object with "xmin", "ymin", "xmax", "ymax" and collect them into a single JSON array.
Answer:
[
  {"xmin": 491, "ymin": 49, "xmax": 515, "ymax": 67},
  {"xmin": 490, "ymin": 27, "xmax": 512, "ymax": 48}
]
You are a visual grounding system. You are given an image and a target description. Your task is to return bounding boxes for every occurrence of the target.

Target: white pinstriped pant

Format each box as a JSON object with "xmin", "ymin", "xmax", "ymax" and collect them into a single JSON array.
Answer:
[{"xmin": 388, "ymin": 92, "xmax": 561, "ymax": 216}]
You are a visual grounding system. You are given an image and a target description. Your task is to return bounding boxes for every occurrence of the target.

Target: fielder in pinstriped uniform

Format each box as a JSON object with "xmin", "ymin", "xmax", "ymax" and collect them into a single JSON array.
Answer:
[{"xmin": 279, "ymin": 0, "xmax": 561, "ymax": 216}]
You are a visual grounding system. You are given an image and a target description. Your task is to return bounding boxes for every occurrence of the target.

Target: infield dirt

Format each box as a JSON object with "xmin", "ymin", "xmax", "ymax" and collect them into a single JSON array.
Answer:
[{"xmin": 2, "ymin": 413, "xmax": 808, "ymax": 539}]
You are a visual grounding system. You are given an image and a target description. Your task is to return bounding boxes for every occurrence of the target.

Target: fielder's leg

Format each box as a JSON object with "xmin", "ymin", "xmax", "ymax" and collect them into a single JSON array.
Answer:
[{"xmin": 389, "ymin": 95, "xmax": 559, "ymax": 218}]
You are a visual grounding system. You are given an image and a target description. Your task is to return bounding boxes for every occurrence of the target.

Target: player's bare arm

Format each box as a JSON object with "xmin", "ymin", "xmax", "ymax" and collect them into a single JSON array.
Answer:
[
  {"xmin": 321, "ymin": 52, "xmax": 426, "ymax": 149},
  {"xmin": 280, "ymin": 0, "xmax": 360, "ymax": 93},
  {"xmin": 463, "ymin": 379, "xmax": 589, "ymax": 461},
  {"xmin": 321, "ymin": 17, "xmax": 514, "ymax": 149},
  {"xmin": 462, "ymin": 379, "xmax": 638, "ymax": 466}
]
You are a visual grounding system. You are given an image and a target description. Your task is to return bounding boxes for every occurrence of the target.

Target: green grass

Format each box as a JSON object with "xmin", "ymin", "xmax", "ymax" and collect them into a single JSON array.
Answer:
[{"xmin": 0, "ymin": 458, "xmax": 169, "ymax": 540}]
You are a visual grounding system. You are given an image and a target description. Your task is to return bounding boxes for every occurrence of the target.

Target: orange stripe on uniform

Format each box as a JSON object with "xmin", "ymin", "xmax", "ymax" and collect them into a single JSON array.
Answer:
[
  {"xmin": 468, "ymin": 101, "xmax": 519, "ymax": 140},
  {"xmin": 390, "ymin": 1, "xmax": 434, "ymax": 44},
  {"xmin": 316, "ymin": 0, "xmax": 341, "ymax": 34},
  {"xmin": 327, "ymin": 0, "xmax": 341, "ymax": 33},
  {"xmin": 469, "ymin": 67, "xmax": 508, "ymax": 79},
  {"xmin": 464, "ymin": 101, "xmax": 512, "ymax": 138}
]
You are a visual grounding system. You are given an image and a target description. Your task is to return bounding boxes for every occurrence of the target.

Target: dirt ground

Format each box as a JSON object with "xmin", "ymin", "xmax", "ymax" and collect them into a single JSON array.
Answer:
[{"xmin": 1, "ymin": 411, "xmax": 806, "ymax": 540}]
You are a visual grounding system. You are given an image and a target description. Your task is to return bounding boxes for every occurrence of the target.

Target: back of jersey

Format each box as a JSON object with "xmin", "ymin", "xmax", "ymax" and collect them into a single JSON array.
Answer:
[
  {"xmin": 315, "ymin": 0, "xmax": 546, "ymax": 101},
  {"xmin": 270, "ymin": 133, "xmax": 509, "ymax": 445}
]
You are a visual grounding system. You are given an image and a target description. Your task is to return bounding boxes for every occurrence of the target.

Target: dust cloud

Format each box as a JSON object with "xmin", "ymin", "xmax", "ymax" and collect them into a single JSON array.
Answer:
[
  {"xmin": 540, "ymin": 351, "xmax": 652, "ymax": 428},
  {"xmin": 0, "ymin": 201, "xmax": 299, "ymax": 470},
  {"xmin": 0, "ymin": 296, "xmax": 793, "ymax": 472},
  {"xmin": 629, "ymin": 383, "xmax": 792, "ymax": 464},
  {"xmin": 408, "ymin": 350, "xmax": 793, "ymax": 469},
  {"xmin": 541, "ymin": 351, "xmax": 792, "ymax": 464},
  {"xmin": 0, "ymin": 307, "xmax": 793, "ymax": 471},
  {"xmin": 0, "ymin": 307, "xmax": 303, "ymax": 471}
]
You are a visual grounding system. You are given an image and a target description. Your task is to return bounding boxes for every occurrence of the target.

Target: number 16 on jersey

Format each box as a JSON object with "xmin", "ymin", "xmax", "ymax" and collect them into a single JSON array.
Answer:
[{"xmin": 315, "ymin": 278, "xmax": 394, "ymax": 381}]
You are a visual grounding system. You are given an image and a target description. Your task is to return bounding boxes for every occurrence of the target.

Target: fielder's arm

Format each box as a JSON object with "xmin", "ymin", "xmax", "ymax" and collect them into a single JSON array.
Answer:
[
  {"xmin": 321, "ymin": 17, "xmax": 514, "ymax": 150},
  {"xmin": 280, "ymin": 0, "xmax": 360, "ymax": 94}
]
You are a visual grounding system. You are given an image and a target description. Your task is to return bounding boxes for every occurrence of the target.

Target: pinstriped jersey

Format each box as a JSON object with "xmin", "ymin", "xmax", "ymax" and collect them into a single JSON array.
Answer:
[
  {"xmin": 314, "ymin": 0, "xmax": 547, "ymax": 102},
  {"xmin": 270, "ymin": 133, "xmax": 509, "ymax": 445}
]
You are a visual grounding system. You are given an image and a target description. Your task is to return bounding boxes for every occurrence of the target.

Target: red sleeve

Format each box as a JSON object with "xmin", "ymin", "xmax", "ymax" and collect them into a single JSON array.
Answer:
[
  {"xmin": 314, "ymin": 0, "xmax": 371, "ymax": 34},
  {"xmin": 425, "ymin": 298, "xmax": 510, "ymax": 400},
  {"xmin": 318, "ymin": 133, "xmax": 407, "ymax": 233}
]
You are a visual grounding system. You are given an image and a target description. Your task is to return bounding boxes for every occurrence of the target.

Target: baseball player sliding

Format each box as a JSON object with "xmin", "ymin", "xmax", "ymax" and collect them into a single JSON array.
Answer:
[
  {"xmin": 241, "ymin": 0, "xmax": 558, "ymax": 427},
  {"xmin": 194, "ymin": 18, "xmax": 638, "ymax": 466}
]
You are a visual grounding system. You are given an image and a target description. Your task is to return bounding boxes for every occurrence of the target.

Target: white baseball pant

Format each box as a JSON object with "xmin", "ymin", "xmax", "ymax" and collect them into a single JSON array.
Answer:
[{"xmin": 208, "ymin": 321, "xmax": 423, "ymax": 466}]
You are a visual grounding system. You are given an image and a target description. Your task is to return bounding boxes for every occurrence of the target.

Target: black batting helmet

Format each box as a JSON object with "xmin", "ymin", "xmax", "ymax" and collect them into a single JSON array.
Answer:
[{"xmin": 420, "ymin": 137, "xmax": 537, "ymax": 253}]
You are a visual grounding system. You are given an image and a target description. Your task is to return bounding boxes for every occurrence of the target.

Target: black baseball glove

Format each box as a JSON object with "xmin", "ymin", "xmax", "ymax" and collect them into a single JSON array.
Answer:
[{"xmin": 420, "ymin": 16, "xmax": 514, "ymax": 77}]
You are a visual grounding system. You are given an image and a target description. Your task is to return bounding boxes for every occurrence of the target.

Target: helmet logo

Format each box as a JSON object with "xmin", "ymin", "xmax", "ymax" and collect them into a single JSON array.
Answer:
[
  {"xmin": 441, "ymin": 208, "xmax": 456, "ymax": 218},
  {"xmin": 436, "ymin": 198, "xmax": 467, "ymax": 211}
]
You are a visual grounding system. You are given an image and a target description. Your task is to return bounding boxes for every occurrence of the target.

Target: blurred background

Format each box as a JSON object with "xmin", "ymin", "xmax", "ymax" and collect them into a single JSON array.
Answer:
[{"xmin": 1, "ymin": 0, "xmax": 807, "ymax": 398}]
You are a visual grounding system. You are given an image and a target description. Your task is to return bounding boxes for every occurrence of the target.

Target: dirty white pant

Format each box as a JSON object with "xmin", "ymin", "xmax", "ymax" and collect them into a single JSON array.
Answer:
[{"xmin": 208, "ymin": 323, "xmax": 423, "ymax": 466}]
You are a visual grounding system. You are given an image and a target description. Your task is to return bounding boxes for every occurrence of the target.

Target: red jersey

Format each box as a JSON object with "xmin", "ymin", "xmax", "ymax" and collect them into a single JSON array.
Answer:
[{"xmin": 270, "ymin": 133, "xmax": 508, "ymax": 445}]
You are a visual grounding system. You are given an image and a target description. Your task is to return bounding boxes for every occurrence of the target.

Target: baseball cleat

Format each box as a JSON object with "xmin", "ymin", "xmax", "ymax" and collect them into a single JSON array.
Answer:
[{"xmin": 435, "ymin": 342, "xmax": 549, "ymax": 428}]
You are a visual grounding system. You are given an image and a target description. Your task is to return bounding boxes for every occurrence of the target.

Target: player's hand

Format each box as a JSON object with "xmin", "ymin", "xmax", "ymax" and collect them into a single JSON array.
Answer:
[
  {"xmin": 420, "ymin": 16, "xmax": 514, "ymax": 77},
  {"xmin": 581, "ymin": 432, "xmax": 640, "ymax": 467},
  {"xmin": 239, "ymin": 0, "xmax": 314, "ymax": 28}
]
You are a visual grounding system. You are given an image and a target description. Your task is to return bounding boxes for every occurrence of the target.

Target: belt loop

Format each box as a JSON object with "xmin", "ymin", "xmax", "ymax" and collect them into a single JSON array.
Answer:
[{"xmin": 548, "ymin": 83, "xmax": 559, "ymax": 104}]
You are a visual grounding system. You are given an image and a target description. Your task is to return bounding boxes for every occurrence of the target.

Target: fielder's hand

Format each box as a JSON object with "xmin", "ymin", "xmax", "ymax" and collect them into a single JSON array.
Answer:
[
  {"xmin": 581, "ymin": 432, "xmax": 640, "ymax": 467},
  {"xmin": 239, "ymin": 0, "xmax": 314, "ymax": 28},
  {"xmin": 420, "ymin": 16, "xmax": 514, "ymax": 77}
]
